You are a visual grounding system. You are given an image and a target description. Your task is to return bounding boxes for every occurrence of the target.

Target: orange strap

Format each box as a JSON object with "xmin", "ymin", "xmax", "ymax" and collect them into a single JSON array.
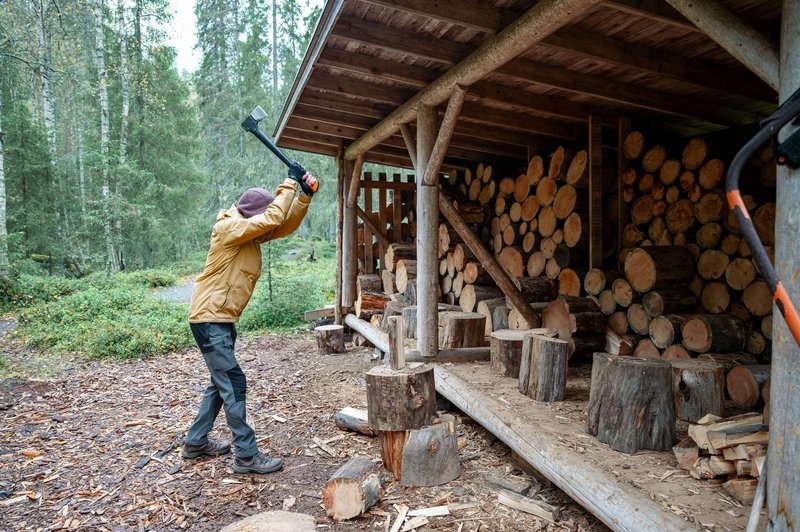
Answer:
[
  {"xmin": 775, "ymin": 282, "xmax": 800, "ymax": 347},
  {"xmin": 726, "ymin": 190, "xmax": 751, "ymax": 220}
]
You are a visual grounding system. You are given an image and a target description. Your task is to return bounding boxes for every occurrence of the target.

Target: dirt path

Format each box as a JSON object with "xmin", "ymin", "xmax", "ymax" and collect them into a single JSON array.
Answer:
[{"xmin": 0, "ymin": 333, "xmax": 606, "ymax": 531}]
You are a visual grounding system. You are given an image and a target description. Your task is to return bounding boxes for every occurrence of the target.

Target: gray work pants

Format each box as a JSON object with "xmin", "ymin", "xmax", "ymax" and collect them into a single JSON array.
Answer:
[{"xmin": 185, "ymin": 322, "xmax": 258, "ymax": 458}]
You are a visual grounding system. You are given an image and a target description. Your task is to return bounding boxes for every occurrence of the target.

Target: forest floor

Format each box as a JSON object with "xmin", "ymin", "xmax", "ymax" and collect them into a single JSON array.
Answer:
[{"xmin": 0, "ymin": 326, "xmax": 608, "ymax": 531}]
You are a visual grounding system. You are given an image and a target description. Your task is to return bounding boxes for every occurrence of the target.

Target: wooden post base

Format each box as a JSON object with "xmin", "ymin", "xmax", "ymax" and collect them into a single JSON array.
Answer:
[
  {"xmin": 587, "ymin": 353, "xmax": 676, "ymax": 454},
  {"xmin": 379, "ymin": 414, "xmax": 461, "ymax": 486},
  {"xmin": 315, "ymin": 324, "xmax": 345, "ymax": 355},
  {"xmin": 322, "ymin": 458, "xmax": 383, "ymax": 520},
  {"xmin": 438, "ymin": 311, "xmax": 486, "ymax": 348}
]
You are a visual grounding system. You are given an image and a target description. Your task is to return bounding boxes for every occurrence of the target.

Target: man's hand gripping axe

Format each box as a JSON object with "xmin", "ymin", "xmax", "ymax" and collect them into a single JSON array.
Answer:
[{"xmin": 241, "ymin": 106, "xmax": 319, "ymax": 195}]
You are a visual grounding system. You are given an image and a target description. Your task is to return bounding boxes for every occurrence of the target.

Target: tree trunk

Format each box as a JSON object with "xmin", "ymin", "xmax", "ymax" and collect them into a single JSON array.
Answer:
[
  {"xmin": 117, "ymin": 0, "xmax": 129, "ymax": 164},
  {"xmin": 671, "ymin": 360, "xmax": 726, "ymax": 422},
  {"xmin": 682, "ymin": 315, "xmax": 747, "ymax": 353},
  {"xmin": 95, "ymin": 0, "xmax": 118, "ymax": 272},
  {"xmin": 366, "ymin": 364, "xmax": 436, "ymax": 432},
  {"xmin": 315, "ymin": 325, "xmax": 345, "ymax": 355},
  {"xmin": 489, "ymin": 329, "xmax": 526, "ymax": 378},
  {"xmin": 520, "ymin": 334, "xmax": 568, "ymax": 402},
  {"xmin": 322, "ymin": 458, "xmax": 383, "ymax": 521},
  {"xmin": 587, "ymin": 353, "xmax": 676, "ymax": 453},
  {"xmin": 438, "ymin": 311, "xmax": 485, "ymax": 349},
  {"xmin": 0, "ymin": 77, "xmax": 7, "ymax": 278},
  {"xmin": 35, "ymin": 3, "xmax": 56, "ymax": 156}
]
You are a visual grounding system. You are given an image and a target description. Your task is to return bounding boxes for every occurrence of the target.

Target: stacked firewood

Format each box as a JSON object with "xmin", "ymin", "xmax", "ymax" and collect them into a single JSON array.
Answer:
[
  {"xmin": 674, "ymin": 412, "xmax": 768, "ymax": 504},
  {"xmin": 596, "ymin": 133, "xmax": 774, "ymax": 364}
]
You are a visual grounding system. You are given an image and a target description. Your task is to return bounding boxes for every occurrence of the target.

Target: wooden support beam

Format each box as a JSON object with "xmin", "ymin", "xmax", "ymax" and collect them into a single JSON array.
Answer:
[
  {"xmin": 344, "ymin": 314, "xmax": 389, "ymax": 354},
  {"xmin": 438, "ymin": 195, "xmax": 540, "ymax": 328},
  {"xmin": 588, "ymin": 116, "xmax": 603, "ymax": 269},
  {"xmin": 344, "ymin": 0, "xmax": 603, "ymax": 160},
  {"xmin": 335, "ymin": 140, "xmax": 345, "ymax": 325},
  {"xmin": 664, "ymin": 0, "xmax": 780, "ymax": 91},
  {"xmin": 416, "ymin": 105, "xmax": 439, "ymax": 358},
  {"xmin": 342, "ymin": 159, "xmax": 358, "ymax": 308},
  {"xmin": 422, "ymin": 85, "xmax": 467, "ymax": 186},
  {"xmin": 767, "ymin": 1, "xmax": 800, "ymax": 526},
  {"xmin": 346, "ymin": 154, "xmax": 365, "ymax": 209},
  {"xmin": 355, "ymin": 204, "xmax": 390, "ymax": 249},
  {"xmin": 400, "ymin": 123, "xmax": 417, "ymax": 171}
]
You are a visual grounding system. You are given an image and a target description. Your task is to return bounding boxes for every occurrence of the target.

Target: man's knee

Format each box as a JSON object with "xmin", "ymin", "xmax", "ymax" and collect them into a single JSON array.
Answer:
[{"xmin": 226, "ymin": 366, "xmax": 247, "ymax": 403}]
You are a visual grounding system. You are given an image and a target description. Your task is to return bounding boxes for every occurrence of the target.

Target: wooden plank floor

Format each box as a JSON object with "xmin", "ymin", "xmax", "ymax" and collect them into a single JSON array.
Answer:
[{"xmin": 434, "ymin": 362, "xmax": 754, "ymax": 532}]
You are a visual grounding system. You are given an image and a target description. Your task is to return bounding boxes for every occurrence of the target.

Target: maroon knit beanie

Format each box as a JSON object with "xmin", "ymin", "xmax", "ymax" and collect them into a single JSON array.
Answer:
[{"xmin": 236, "ymin": 188, "xmax": 275, "ymax": 218}]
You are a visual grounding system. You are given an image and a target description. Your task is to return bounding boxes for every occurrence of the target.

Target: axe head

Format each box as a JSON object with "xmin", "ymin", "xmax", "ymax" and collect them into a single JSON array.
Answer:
[{"xmin": 241, "ymin": 105, "xmax": 268, "ymax": 133}]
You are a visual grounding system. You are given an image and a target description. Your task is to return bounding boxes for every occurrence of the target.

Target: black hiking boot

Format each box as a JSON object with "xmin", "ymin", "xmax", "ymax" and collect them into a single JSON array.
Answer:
[
  {"xmin": 233, "ymin": 452, "xmax": 284, "ymax": 474},
  {"xmin": 181, "ymin": 439, "xmax": 231, "ymax": 459}
]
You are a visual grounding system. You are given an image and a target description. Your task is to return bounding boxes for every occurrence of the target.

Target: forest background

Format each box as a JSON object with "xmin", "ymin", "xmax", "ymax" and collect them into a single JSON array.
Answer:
[{"xmin": 0, "ymin": 0, "xmax": 357, "ymax": 363}]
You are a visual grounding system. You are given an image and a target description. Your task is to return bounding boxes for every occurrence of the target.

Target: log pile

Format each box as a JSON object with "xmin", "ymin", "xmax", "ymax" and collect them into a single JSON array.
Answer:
[{"xmin": 675, "ymin": 412, "xmax": 768, "ymax": 504}]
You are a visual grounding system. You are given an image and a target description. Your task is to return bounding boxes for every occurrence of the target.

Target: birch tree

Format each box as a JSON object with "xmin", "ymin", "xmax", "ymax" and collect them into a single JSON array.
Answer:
[
  {"xmin": 0, "ymin": 54, "xmax": 8, "ymax": 278},
  {"xmin": 34, "ymin": 0, "xmax": 56, "ymax": 157}
]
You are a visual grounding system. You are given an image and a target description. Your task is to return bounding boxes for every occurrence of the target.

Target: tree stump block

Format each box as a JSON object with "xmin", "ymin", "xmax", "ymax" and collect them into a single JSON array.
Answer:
[
  {"xmin": 380, "ymin": 415, "xmax": 461, "ymax": 486},
  {"xmin": 315, "ymin": 325, "xmax": 345, "ymax": 355},
  {"xmin": 670, "ymin": 359, "xmax": 726, "ymax": 422},
  {"xmin": 520, "ymin": 334, "xmax": 568, "ymax": 402},
  {"xmin": 587, "ymin": 353, "xmax": 676, "ymax": 453},
  {"xmin": 438, "ymin": 311, "xmax": 486, "ymax": 349},
  {"xmin": 366, "ymin": 364, "xmax": 436, "ymax": 432},
  {"xmin": 322, "ymin": 458, "xmax": 383, "ymax": 520},
  {"xmin": 489, "ymin": 329, "xmax": 526, "ymax": 377}
]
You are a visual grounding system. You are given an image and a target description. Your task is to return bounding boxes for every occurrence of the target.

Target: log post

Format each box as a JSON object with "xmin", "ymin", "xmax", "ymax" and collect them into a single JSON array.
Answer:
[
  {"xmin": 439, "ymin": 195, "xmax": 540, "ymax": 327},
  {"xmin": 416, "ymin": 104, "xmax": 439, "ymax": 358},
  {"xmin": 342, "ymin": 159, "xmax": 358, "ymax": 308},
  {"xmin": 587, "ymin": 353, "xmax": 676, "ymax": 453},
  {"xmin": 315, "ymin": 324, "xmax": 345, "ymax": 355},
  {"xmin": 335, "ymin": 140, "xmax": 345, "ymax": 324},
  {"xmin": 387, "ymin": 315, "xmax": 405, "ymax": 370},
  {"xmin": 345, "ymin": 154, "xmax": 365, "ymax": 209},
  {"xmin": 422, "ymin": 85, "xmax": 467, "ymax": 186}
]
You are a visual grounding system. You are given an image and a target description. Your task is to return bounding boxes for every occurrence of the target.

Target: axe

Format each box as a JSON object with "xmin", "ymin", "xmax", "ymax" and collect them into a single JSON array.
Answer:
[{"xmin": 241, "ymin": 106, "xmax": 319, "ymax": 195}]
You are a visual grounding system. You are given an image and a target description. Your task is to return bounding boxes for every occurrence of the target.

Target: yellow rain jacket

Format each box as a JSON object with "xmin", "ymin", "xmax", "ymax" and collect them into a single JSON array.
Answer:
[{"xmin": 188, "ymin": 179, "xmax": 311, "ymax": 323}]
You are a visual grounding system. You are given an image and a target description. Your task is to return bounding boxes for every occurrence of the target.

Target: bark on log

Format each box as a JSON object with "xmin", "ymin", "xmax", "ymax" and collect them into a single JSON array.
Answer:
[
  {"xmin": 355, "ymin": 292, "xmax": 392, "ymax": 319},
  {"xmin": 478, "ymin": 298, "xmax": 508, "ymax": 336},
  {"xmin": 726, "ymin": 365, "xmax": 771, "ymax": 409},
  {"xmin": 316, "ymin": 325, "xmax": 346, "ymax": 355},
  {"xmin": 682, "ymin": 315, "xmax": 747, "ymax": 353},
  {"xmin": 624, "ymin": 246, "xmax": 695, "ymax": 293},
  {"xmin": 671, "ymin": 360, "xmax": 726, "ymax": 422},
  {"xmin": 334, "ymin": 407, "xmax": 375, "ymax": 437},
  {"xmin": 366, "ymin": 364, "xmax": 436, "ymax": 431},
  {"xmin": 587, "ymin": 353, "xmax": 676, "ymax": 453},
  {"xmin": 381, "ymin": 415, "xmax": 461, "ymax": 486},
  {"xmin": 642, "ymin": 289, "xmax": 697, "ymax": 317},
  {"xmin": 385, "ymin": 243, "xmax": 416, "ymax": 272},
  {"xmin": 521, "ymin": 334, "xmax": 568, "ymax": 402},
  {"xmin": 490, "ymin": 329, "xmax": 527, "ymax": 378},
  {"xmin": 493, "ymin": 305, "xmax": 510, "ymax": 332},
  {"xmin": 460, "ymin": 284, "xmax": 504, "ymax": 313},
  {"xmin": 358, "ymin": 274, "xmax": 383, "ymax": 297},
  {"xmin": 322, "ymin": 458, "xmax": 383, "ymax": 521},
  {"xmin": 439, "ymin": 311, "xmax": 486, "ymax": 349},
  {"xmin": 513, "ymin": 276, "xmax": 558, "ymax": 303},
  {"xmin": 648, "ymin": 314, "xmax": 688, "ymax": 349}
]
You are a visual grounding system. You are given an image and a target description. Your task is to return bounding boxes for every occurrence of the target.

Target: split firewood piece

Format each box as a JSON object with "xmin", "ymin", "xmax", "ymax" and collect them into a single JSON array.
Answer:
[
  {"xmin": 399, "ymin": 414, "xmax": 461, "ymax": 486},
  {"xmin": 322, "ymin": 458, "xmax": 383, "ymax": 521},
  {"xmin": 334, "ymin": 407, "xmax": 375, "ymax": 437},
  {"xmin": 366, "ymin": 364, "xmax": 436, "ymax": 432},
  {"xmin": 670, "ymin": 359, "xmax": 726, "ymax": 422},
  {"xmin": 355, "ymin": 292, "xmax": 392, "ymax": 319},
  {"xmin": 726, "ymin": 365, "xmax": 770, "ymax": 409},
  {"xmin": 497, "ymin": 489, "xmax": 557, "ymax": 522},
  {"xmin": 682, "ymin": 314, "xmax": 746, "ymax": 353},
  {"xmin": 690, "ymin": 413, "xmax": 765, "ymax": 452},
  {"xmin": 490, "ymin": 329, "xmax": 526, "ymax": 378},
  {"xmin": 438, "ymin": 311, "xmax": 486, "ymax": 349},
  {"xmin": 395, "ymin": 260, "xmax": 417, "ymax": 293},
  {"xmin": 587, "ymin": 353, "xmax": 676, "ymax": 454},
  {"xmin": 519, "ymin": 334, "xmax": 568, "ymax": 402},
  {"xmin": 315, "ymin": 325, "xmax": 345, "ymax": 355},
  {"xmin": 477, "ymin": 298, "xmax": 508, "ymax": 336},
  {"xmin": 723, "ymin": 478, "xmax": 758, "ymax": 504},
  {"xmin": 623, "ymin": 246, "xmax": 695, "ymax": 293},
  {"xmin": 672, "ymin": 436, "xmax": 700, "ymax": 471}
]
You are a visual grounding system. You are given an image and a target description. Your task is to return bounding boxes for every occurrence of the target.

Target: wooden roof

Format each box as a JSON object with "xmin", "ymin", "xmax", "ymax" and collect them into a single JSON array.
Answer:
[{"xmin": 275, "ymin": 0, "xmax": 780, "ymax": 170}]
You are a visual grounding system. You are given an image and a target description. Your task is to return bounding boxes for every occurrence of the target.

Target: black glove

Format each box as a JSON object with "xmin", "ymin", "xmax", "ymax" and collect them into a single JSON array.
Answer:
[{"xmin": 288, "ymin": 161, "xmax": 315, "ymax": 196}]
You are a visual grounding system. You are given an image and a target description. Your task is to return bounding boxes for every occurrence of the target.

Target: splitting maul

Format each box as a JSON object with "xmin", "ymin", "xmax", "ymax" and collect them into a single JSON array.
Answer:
[{"xmin": 241, "ymin": 106, "xmax": 319, "ymax": 195}]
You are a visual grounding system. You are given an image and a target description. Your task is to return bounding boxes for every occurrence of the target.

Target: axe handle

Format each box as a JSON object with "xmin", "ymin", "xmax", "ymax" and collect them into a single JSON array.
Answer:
[{"xmin": 249, "ymin": 128, "xmax": 293, "ymax": 168}]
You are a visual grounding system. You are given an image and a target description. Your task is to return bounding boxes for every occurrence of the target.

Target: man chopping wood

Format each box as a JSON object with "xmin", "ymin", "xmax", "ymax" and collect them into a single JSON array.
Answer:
[{"xmin": 182, "ymin": 172, "xmax": 317, "ymax": 474}]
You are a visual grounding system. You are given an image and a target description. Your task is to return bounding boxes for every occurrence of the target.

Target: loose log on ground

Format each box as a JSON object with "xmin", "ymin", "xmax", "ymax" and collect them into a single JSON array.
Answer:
[
  {"xmin": 673, "ymin": 437, "xmax": 700, "ymax": 471},
  {"xmin": 671, "ymin": 360, "xmax": 726, "ymax": 422},
  {"xmin": 624, "ymin": 246, "xmax": 695, "ymax": 293},
  {"xmin": 335, "ymin": 407, "xmax": 375, "ymax": 437},
  {"xmin": 520, "ymin": 334, "xmax": 568, "ymax": 402},
  {"xmin": 682, "ymin": 315, "xmax": 747, "ymax": 353},
  {"xmin": 649, "ymin": 314, "xmax": 688, "ymax": 349},
  {"xmin": 439, "ymin": 311, "xmax": 486, "ymax": 349},
  {"xmin": 366, "ymin": 364, "xmax": 436, "ymax": 431},
  {"xmin": 316, "ymin": 324, "xmax": 346, "ymax": 355},
  {"xmin": 398, "ymin": 415, "xmax": 461, "ymax": 486},
  {"xmin": 587, "ymin": 353, "xmax": 676, "ymax": 453},
  {"xmin": 726, "ymin": 365, "xmax": 771, "ymax": 409},
  {"xmin": 460, "ymin": 284, "xmax": 504, "ymax": 313},
  {"xmin": 490, "ymin": 329, "xmax": 527, "ymax": 378},
  {"xmin": 322, "ymin": 458, "xmax": 383, "ymax": 521}
]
